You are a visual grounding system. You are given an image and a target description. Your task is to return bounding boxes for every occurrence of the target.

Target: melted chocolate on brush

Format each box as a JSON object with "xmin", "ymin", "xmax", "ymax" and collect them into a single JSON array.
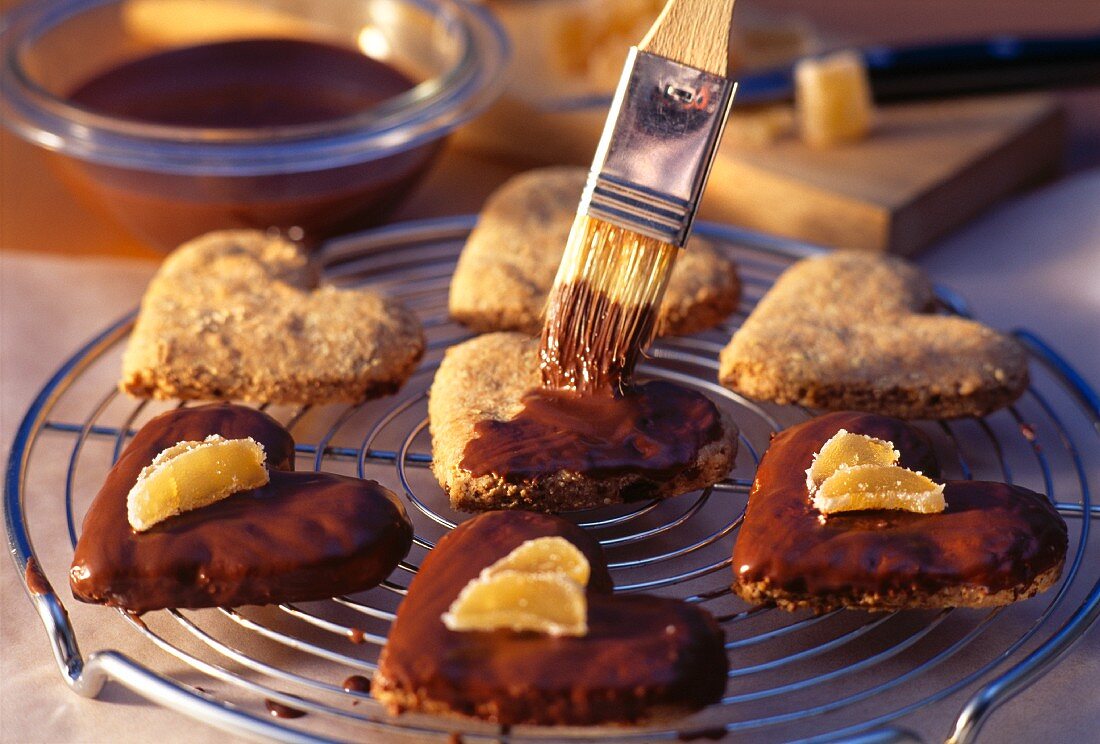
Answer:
[
  {"xmin": 372, "ymin": 511, "xmax": 728, "ymax": 726},
  {"xmin": 733, "ymin": 411, "xmax": 1068, "ymax": 602},
  {"xmin": 539, "ymin": 280, "xmax": 659, "ymax": 394},
  {"xmin": 69, "ymin": 404, "xmax": 413, "ymax": 612},
  {"xmin": 461, "ymin": 381, "xmax": 723, "ymax": 486}
]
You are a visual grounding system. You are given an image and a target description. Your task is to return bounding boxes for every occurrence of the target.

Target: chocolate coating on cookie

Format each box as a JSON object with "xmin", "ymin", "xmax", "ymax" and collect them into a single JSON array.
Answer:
[
  {"xmin": 373, "ymin": 511, "xmax": 728, "ymax": 725},
  {"xmin": 70, "ymin": 404, "xmax": 413, "ymax": 612},
  {"xmin": 431, "ymin": 333, "xmax": 738, "ymax": 512},
  {"xmin": 462, "ymin": 382, "xmax": 724, "ymax": 488},
  {"xmin": 733, "ymin": 412, "xmax": 1068, "ymax": 612}
]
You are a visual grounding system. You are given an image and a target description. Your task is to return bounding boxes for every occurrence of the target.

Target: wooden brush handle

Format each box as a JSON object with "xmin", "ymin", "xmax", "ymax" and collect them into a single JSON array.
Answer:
[{"xmin": 639, "ymin": 0, "xmax": 735, "ymax": 76}]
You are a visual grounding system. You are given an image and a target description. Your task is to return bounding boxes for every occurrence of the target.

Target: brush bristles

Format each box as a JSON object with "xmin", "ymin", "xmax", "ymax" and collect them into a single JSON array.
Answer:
[{"xmin": 539, "ymin": 214, "xmax": 679, "ymax": 394}]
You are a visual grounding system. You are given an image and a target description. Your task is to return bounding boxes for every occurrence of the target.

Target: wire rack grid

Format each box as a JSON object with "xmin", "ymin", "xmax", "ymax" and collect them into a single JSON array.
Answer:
[{"xmin": 6, "ymin": 216, "xmax": 1100, "ymax": 744}]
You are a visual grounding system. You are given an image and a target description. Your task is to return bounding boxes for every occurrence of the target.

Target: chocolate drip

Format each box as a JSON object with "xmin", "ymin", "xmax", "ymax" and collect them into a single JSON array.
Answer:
[
  {"xmin": 69, "ymin": 404, "xmax": 413, "ymax": 612},
  {"xmin": 461, "ymin": 381, "xmax": 723, "ymax": 486},
  {"xmin": 539, "ymin": 280, "xmax": 659, "ymax": 394},
  {"xmin": 373, "ymin": 511, "xmax": 727, "ymax": 726},
  {"xmin": 678, "ymin": 728, "xmax": 728, "ymax": 742},
  {"xmin": 342, "ymin": 675, "xmax": 371, "ymax": 693},
  {"xmin": 265, "ymin": 699, "xmax": 306, "ymax": 719},
  {"xmin": 733, "ymin": 412, "xmax": 1068, "ymax": 601}
]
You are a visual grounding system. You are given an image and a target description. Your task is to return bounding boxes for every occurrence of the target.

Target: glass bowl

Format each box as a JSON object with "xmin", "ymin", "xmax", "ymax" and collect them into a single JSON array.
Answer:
[{"xmin": 0, "ymin": 0, "xmax": 509, "ymax": 249}]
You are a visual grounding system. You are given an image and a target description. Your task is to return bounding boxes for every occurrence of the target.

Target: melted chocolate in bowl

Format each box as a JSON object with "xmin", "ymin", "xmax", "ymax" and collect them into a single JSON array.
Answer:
[
  {"xmin": 461, "ymin": 381, "xmax": 724, "ymax": 486},
  {"xmin": 69, "ymin": 39, "xmax": 414, "ymax": 128},
  {"xmin": 58, "ymin": 38, "xmax": 439, "ymax": 248},
  {"xmin": 69, "ymin": 404, "xmax": 414, "ymax": 612},
  {"xmin": 733, "ymin": 412, "xmax": 1068, "ymax": 602}
]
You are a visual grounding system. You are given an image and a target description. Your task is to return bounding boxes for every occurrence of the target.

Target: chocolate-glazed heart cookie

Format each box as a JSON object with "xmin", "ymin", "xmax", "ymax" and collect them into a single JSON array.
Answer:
[
  {"xmin": 69, "ymin": 404, "xmax": 413, "ymax": 612},
  {"xmin": 372, "ymin": 511, "xmax": 728, "ymax": 726},
  {"xmin": 732, "ymin": 412, "xmax": 1068, "ymax": 612}
]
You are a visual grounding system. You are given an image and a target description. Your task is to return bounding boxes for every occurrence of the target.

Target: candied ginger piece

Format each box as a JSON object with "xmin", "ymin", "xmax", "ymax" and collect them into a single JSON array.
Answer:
[
  {"xmin": 483, "ymin": 536, "xmax": 590, "ymax": 586},
  {"xmin": 806, "ymin": 429, "xmax": 900, "ymax": 491},
  {"xmin": 442, "ymin": 537, "xmax": 592, "ymax": 636},
  {"xmin": 795, "ymin": 49, "xmax": 875, "ymax": 147},
  {"xmin": 127, "ymin": 435, "xmax": 268, "ymax": 531},
  {"xmin": 814, "ymin": 464, "xmax": 946, "ymax": 515},
  {"xmin": 442, "ymin": 570, "xmax": 587, "ymax": 636}
]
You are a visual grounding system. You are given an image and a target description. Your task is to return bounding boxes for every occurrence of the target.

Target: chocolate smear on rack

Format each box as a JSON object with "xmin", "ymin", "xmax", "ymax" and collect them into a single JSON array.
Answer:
[
  {"xmin": 346, "ymin": 627, "xmax": 366, "ymax": 644},
  {"xmin": 461, "ymin": 381, "xmax": 723, "ymax": 485},
  {"xmin": 24, "ymin": 557, "xmax": 52, "ymax": 596}
]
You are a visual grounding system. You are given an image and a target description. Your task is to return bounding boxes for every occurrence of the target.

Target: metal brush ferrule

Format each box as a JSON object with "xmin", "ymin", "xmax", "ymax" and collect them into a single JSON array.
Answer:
[{"xmin": 579, "ymin": 47, "xmax": 737, "ymax": 247}]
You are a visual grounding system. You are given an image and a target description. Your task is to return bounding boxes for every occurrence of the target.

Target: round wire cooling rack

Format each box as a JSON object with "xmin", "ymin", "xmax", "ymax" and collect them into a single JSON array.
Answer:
[{"xmin": 6, "ymin": 216, "xmax": 1100, "ymax": 744}]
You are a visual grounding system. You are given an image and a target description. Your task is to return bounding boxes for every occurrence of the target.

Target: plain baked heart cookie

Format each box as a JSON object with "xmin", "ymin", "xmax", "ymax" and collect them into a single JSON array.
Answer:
[
  {"xmin": 121, "ymin": 230, "xmax": 424, "ymax": 404},
  {"xmin": 429, "ymin": 332, "xmax": 738, "ymax": 512},
  {"xmin": 372, "ymin": 511, "xmax": 728, "ymax": 725},
  {"xmin": 69, "ymin": 404, "xmax": 414, "ymax": 612},
  {"xmin": 449, "ymin": 167, "xmax": 741, "ymax": 337},
  {"xmin": 732, "ymin": 411, "xmax": 1067, "ymax": 612},
  {"xmin": 718, "ymin": 251, "xmax": 1028, "ymax": 419}
]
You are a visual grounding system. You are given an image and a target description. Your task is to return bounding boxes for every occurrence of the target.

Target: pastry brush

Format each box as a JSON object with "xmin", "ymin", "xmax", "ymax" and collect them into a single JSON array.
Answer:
[{"xmin": 539, "ymin": 0, "xmax": 737, "ymax": 394}]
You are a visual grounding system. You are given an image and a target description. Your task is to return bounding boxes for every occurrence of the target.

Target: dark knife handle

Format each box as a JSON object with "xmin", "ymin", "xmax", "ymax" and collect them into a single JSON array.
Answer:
[{"xmin": 863, "ymin": 33, "xmax": 1100, "ymax": 101}]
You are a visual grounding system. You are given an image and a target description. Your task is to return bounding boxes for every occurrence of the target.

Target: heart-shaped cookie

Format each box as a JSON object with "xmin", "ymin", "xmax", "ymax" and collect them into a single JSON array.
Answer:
[
  {"xmin": 732, "ymin": 411, "xmax": 1067, "ymax": 612},
  {"xmin": 718, "ymin": 251, "xmax": 1028, "ymax": 419},
  {"xmin": 70, "ymin": 404, "xmax": 413, "ymax": 612},
  {"xmin": 449, "ymin": 167, "xmax": 740, "ymax": 337},
  {"xmin": 429, "ymin": 332, "xmax": 738, "ymax": 512},
  {"xmin": 372, "ymin": 511, "xmax": 728, "ymax": 725},
  {"xmin": 120, "ymin": 230, "xmax": 424, "ymax": 404}
]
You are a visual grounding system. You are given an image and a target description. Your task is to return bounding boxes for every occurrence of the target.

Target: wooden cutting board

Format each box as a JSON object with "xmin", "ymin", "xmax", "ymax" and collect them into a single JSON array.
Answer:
[
  {"xmin": 461, "ymin": 91, "xmax": 1064, "ymax": 255},
  {"xmin": 700, "ymin": 93, "xmax": 1065, "ymax": 254}
]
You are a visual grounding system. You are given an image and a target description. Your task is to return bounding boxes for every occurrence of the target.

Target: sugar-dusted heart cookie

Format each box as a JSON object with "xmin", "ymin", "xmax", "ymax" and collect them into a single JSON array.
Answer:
[
  {"xmin": 718, "ymin": 251, "xmax": 1028, "ymax": 419},
  {"xmin": 449, "ymin": 167, "xmax": 740, "ymax": 337},
  {"xmin": 121, "ymin": 230, "xmax": 424, "ymax": 405},
  {"xmin": 732, "ymin": 411, "xmax": 1067, "ymax": 612},
  {"xmin": 429, "ymin": 332, "xmax": 738, "ymax": 512},
  {"xmin": 70, "ymin": 404, "xmax": 413, "ymax": 612},
  {"xmin": 372, "ymin": 511, "xmax": 728, "ymax": 725}
]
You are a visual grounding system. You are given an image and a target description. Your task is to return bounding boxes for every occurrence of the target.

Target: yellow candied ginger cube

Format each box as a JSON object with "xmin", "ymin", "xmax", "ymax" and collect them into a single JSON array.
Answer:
[{"xmin": 795, "ymin": 49, "xmax": 875, "ymax": 147}]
